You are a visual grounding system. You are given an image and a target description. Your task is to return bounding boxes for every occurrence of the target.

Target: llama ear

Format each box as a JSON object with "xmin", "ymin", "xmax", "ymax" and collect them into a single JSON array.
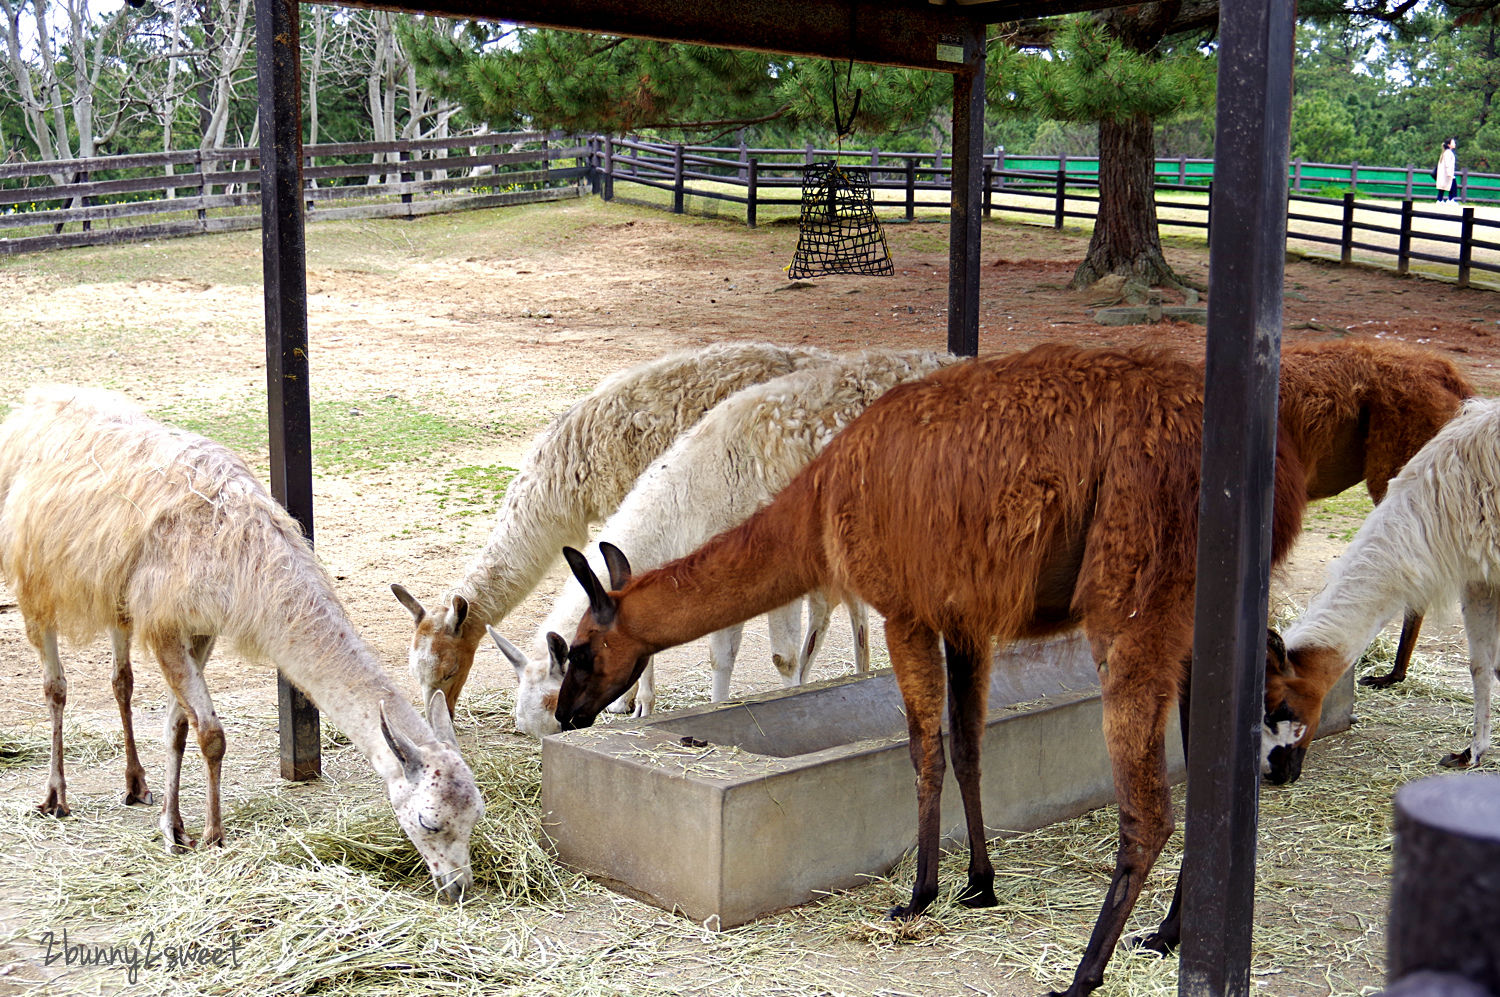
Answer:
[
  {"xmin": 427, "ymin": 690, "xmax": 460, "ymax": 749},
  {"xmin": 486, "ymin": 625, "xmax": 529, "ymax": 679},
  {"xmin": 599, "ymin": 541, "xmax": 632, "ymax": 590},
  {"xmin": 379, "ymin": 700, "xmax": 425, "ymax": 782},
  {"xmin": 392, "ymin": 583, "xmax": 426, "ymax": 623},
  {"xmin": 448, "ymin": 595, "xmax": 469, "ymax": 635},
  {"xmin": 546, "ymin": 632, "xmax": 571, "ymax": 680},
  {"xmin": 563, "ymin": 546, "xmax": 616, "ymax": 626},
  {"xmin": 1265, "ymin": 628, "xmax": 1292, "ymax": 676}
]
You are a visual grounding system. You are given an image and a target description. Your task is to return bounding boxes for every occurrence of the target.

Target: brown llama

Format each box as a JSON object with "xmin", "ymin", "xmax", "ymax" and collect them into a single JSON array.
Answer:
[
  {"xmin": 553, "ymin": 344, "xmax": 1309, "ymax": 997},
  {"xmin": 1276, "ymin": 339, "xmax": 1473, "ymax": 687}
]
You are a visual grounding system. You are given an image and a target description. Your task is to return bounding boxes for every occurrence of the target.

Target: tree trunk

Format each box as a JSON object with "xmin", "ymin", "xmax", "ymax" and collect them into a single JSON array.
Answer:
[{"xmin": 1070, "ymin": 113, "xmax": 1181, "ymax": 289}]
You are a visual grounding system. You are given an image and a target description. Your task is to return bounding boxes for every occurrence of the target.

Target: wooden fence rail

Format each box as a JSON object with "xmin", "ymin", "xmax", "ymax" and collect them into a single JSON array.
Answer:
[
  {"xmin": 599, "ymin": 137, "xmax": 1500, "ymax": 289},
  {"xmin": 6, "ymin": 133, "xmax": 1498, "ymax": 289},
  {"xmin": 0, "ymin": 131, "xmax": 587, "ymax": 255}
]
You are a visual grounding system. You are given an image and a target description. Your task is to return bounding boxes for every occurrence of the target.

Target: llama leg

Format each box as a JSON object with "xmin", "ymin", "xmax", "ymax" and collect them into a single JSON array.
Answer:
[
  {"xmin": 1442, "ymin": 589, "xmax": 1497, "ymax": 768},
  {"xmin": 792, "ymin": 592, "xmax": 828, "ymax": 685},
  {"xmin": 848, "ymin": 600, "xmax": 870, "ymax": 675},
  {"xmin": 156, "ymin": 635, "xmax": 227, "ymax": 849},
  {"xmin": 884, "ymin": 616, "xmax": 947, "ymax": 921},
  {"xmin": 32, "ymin": 624, "xmax": 70, "ymax": 817},
  {"xmin": 159, "ymin": 696, "xmax": 192, "ymax": 852},
  {"xmin": 1362, "ymin": 610, "xmax": 1423, "ymax": 688},
  {"xmin": 944, "ymin": 636, "xmax": 996, "ymax": 908},
  {"xmin": 1136, "ymin": 664, "xmax": 1193, "ymax": 955},
  {"xmin": 708, "ymin": 624, "xmax": 745, "ymax": 701},
  {"xmin": 1053, "ymin": 641, "xmax": 1177, "ymax": 997},
  {"xmin": 110, "ymin": 625, "xmax": 153, "ymax": 806},
  {"xmin": 630, "ymin": 660, "xmax": 656, "ymax": 718}
]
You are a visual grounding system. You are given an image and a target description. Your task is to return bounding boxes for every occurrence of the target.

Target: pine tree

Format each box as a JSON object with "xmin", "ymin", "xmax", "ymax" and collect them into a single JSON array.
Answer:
[{"xmin": 990, "ymin": 13, "xmax": 1215, "ymax": 290}]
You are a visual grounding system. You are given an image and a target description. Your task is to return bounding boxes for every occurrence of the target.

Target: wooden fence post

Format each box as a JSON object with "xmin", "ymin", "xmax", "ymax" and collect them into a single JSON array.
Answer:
[
  {"xmin": 604, "ymin": 136, "xmax": 615, "ymax": 201},
  {"xmin": 1179, "ymin": 154, "xmax": 1188, "ymax": 184},
  {"xmin": 747, "ymin": 158, "xmax": 758, "ymax": 229},
  {"xmin": 1398, "ymin": 199, "xmax": 1413, "ymax": 276},
  {"xmin": 1459, "ymin": 206, "xmax": 1475, "ymax": 288},
  {"xmin": 196, "ymin": 149, "xmax": 208, "ymax": 228},
  {"xmin": 1293, "ymin": 157, "xmax": 1303, "ymax": 193},
  {"xmin": 1054, "ymin": 169, "xmax": 1066, "ymax": 229},
  {"xmin": 672, "ymin": 143, "xmax": 685, "ymax": 214},
  {"xmin": 738, "ymin": 137, "xmax": 749, "ymax": 183},
  {"xmin": 1460, "ymin": 166, "xmax": 1470, "ymax": 202},
  {"xmin": 1341, "ymin": 191, "xmax": 1356, "ymax": 264},
  {"xmin": 1405, "ymin": 164, "xmax": 1415, "ymax": 200},
  {"xmin": 588, "ymin": 137, "xmax": 602, "ymax": 196},
  {"xmin": 805, "ymin": 140, "xmax": 815, "ymax": 165},
  {"xmin": 905, "ymin": 157, "xmax": 916, "ymax": 221},
  {"xmin": 399, "ymin": 147, "xmax": 414, "ymax": 213},
  {"xmin": 1351, "ymin": 160, "xmax": 1360, "ymax": 193},
  {"xmin": 995, "ymin": 146, "xmax": 1006, "ymax": 191}
]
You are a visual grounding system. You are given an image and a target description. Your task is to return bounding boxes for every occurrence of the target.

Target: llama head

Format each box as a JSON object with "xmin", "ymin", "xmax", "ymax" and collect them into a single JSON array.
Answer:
[
  {"xmin": 1261, "ymin": 629, "xmax": 1339, "ymax": 785},
  {"xmin": 392, "ymin": 583, "xmax": 478, "ymax": 721},
  {"xmin": 488, "ymin": 626, "xmax": 568, "ymax": 738},
  {"xmin": 554, "ymin": 543, "xmax": 655, "ymax": 731},
  {"xmin": 379, "ymin": 694, "xmax": 485, "ymax": 901}
]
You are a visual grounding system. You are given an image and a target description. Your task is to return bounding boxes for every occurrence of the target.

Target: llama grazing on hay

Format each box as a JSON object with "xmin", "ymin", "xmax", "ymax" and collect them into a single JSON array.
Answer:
[
  {"xmin": 1276, "ymin": 339, "xmax": 1473, "ymax": 688},
  {"xmin": 492, "ymin": 348, "xmax": 953, "ymax": 736},
  {"xmin": 553, "ymin": 344, "xmax": 1309, "ymax": 997},
  {"xmin": 391, "ymin": 341, "xmax": 834, "ymax": 721},
  {"xmin": 1266, "ymin": 396, "xmax": 1500, "ymax": 785},
  {"xmin": 0, "ymin": 386, "xmax": 483, "ymax": 900}
]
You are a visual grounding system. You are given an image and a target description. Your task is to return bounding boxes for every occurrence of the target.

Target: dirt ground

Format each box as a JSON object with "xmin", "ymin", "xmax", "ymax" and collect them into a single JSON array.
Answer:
[{"xmin": 1, "ymin": 197, "xmax": 1497, "ymax": 995}]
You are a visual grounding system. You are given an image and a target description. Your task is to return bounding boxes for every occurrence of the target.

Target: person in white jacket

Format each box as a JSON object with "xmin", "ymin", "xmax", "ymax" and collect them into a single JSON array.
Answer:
[{"xmin": 1436, "ymin": 137, "xmax": 1458, "ymax": 203}]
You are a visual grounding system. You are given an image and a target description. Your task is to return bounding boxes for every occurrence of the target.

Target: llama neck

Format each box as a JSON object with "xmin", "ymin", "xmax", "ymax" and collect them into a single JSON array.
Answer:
[
  {"xmin": 455, "ymin": 467, "xmax": 591, "ymax": 627},
  {"xmin": 614, "ymin": 472, "xmax": 828, "ymax": 651},
  {"xmin": 1284, "ymin": 506, "xmax": 1425, "ymax": 664},
  {"xmin": 262, "ymin": 575, "xmax": 430, "ymax": 785}
]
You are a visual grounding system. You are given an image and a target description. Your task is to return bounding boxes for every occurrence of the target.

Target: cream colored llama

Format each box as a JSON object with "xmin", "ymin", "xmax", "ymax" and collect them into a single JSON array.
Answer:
[
  {"xmin": 492, "ymin": 348, "xmax": 954, "ymax": 736},
  {"xmin": 0, "ymin": 386, "xmax": 483, "ymax": 899},
  {"xmin": 392, "ymin": 341, "xmax": 833, "ymax": 720},
  {"xmin": 1266, "ymin": 395, "xmax": 1500, "ymax": 783}
]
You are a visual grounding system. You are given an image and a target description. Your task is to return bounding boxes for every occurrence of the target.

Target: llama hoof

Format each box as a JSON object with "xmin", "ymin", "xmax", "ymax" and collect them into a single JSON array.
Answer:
[
  {"xmin": 37, "ymin": 799, "xmax": 71, "ymax": 819},
  {"xmin": 124, "ymin": 788, "xmax": 155, "ymax": 806},
  {"xmin": 1358, "ymin": 671, "xmax": 1401, "ymax": 689},
  {"xmin": 1131, "ymin": 929, "xmax": 1179, "ymax": 955},
  {"xmin": 1439, "ymin": 748, "xmax": 1473, "ymax": 768},
  {"xmin": 957, "ymin": 885, "xmax": 998, "ymax": 909},
  {"xmin": 162, "ymin": 823, "xmax": 195, "ymax": 854},
  {"xmin": 605, "ymin": 697, "xmax": 635, "ymax": 715},
  {"xmin": 200, "ymin": 830, "xmax": 225, "ymax": 849},
  {"xmin": 885, "ymin": 900, "xmax": 931, "ymax": 921}
]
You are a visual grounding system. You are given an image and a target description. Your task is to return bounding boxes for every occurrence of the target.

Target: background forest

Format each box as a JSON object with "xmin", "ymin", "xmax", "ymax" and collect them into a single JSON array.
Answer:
[{"xmin": 2, "ymin": 0, "xmax": 1496, "ymax": 173}]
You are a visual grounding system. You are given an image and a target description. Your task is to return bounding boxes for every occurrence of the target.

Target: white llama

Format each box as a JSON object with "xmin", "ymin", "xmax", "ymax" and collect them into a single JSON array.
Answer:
[
  {"xmin": 0, "ymin": 386, "xmax": 483, "ymax": 899},
  {"xmin": 392, "ymin": 341, "xmax": 833, "ymax": 720},
  {"xmin": 1266, "ymin": 396, "xmax": 1500, "ymax": 784},
  {"xmin": 492, "ymin": 347, "xmax": 955, "ymax": 737}
]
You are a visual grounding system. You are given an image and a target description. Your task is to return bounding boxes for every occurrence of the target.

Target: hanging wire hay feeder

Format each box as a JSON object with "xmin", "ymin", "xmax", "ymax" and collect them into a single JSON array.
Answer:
[{"xmin": 787, "ymin": 160, "xmax": 894, "ymax": 279}]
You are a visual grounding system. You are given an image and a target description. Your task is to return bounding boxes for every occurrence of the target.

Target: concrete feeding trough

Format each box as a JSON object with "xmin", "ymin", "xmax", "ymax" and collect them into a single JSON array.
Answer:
[{"xmin": 541, "ymin": 634, "xmax": 1354, "ymax": 929}]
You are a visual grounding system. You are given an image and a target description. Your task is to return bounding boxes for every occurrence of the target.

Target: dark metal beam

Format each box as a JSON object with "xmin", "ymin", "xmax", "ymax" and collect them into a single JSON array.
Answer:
[
  {"xmin": 255, "ymin": 0, "xmax": 321, "ymax": 783},
  {"xmin": 1180, "ymin": 0, "xmax": 1295, "ymax": 993},
  {"xmin": 947, "ymin": 22, "xmax": 985, "ymax": 358}
]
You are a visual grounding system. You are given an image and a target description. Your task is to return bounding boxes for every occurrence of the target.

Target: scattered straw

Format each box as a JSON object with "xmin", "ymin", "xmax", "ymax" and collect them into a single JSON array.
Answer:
[{"xmin": 0, "ymin": 639, "xmax": 1492, "ymax": 996}]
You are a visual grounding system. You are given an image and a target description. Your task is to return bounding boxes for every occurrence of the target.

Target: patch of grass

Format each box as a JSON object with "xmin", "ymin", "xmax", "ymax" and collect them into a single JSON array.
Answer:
[
  {"xmin": 1306, "ymin": 486, "xmax": 1376, "ymax": 541},
  {"xmin": 158, "ymin": 394, "xmax": 487, "ymax": 477},
  {"xmin": 422, "ymin": 463, "xmax": 518, "ymax": 517}
]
